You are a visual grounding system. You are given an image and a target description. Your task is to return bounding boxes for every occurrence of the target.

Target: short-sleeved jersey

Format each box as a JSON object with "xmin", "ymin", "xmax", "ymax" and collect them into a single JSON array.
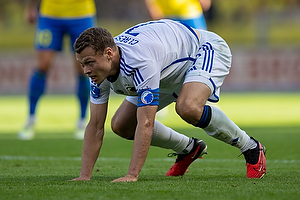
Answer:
[
  {"xmin": 39, "ymin": 0, "xmax": 96, "ymax": 18},
  {"xmin": 147, "ymin": 0, "xmax": 203, "ymax": 19},
  {"xmin": 90, "ymin": 19, "xmax": 201, "ymax": 107}
]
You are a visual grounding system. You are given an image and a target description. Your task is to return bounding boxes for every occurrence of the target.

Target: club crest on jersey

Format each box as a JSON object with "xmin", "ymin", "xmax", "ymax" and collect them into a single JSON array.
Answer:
[
  {"xmin": 91, "ymin": 85, "xmax": 101, "ymax": 99},
  {"xmin": 141, "ymin": 90, "xmax": 154, "ymax": 104}
]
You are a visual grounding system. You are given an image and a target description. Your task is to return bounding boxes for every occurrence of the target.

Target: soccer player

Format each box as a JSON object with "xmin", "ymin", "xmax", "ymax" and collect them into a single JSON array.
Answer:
[
  {"xmin": 71, "ymin": 19, "xmax": 266, "ymax": 182},
  {"xmin": 145, "ymin": 0, "xmax": 211, "ymax": 30},
  {"xmin": 19, "ymin": 0, "xmax": 96, "ymax": 140}
]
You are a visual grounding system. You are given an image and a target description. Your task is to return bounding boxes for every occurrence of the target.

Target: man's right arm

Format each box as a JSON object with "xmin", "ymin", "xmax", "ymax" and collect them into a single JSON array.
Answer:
[
  {"xmin": 199, "ymin": 0, "xmax": 212, "ymax": 12},
  {"xmin": 24, "ymin": 0, "xmax": 40, "ymax": 24},
  {"xmin": 144, "ymin": 0, "xmax": 164, "ymax": 20},
  {"xmin": 71, "ymin": 102, "xmax": 108, "ymax": 181}
]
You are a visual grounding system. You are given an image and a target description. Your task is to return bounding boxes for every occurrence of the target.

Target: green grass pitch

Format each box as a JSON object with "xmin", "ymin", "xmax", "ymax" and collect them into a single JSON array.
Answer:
[{"xmin": 0, "ymin": 93, "xmax": 300, "ymax": 200}]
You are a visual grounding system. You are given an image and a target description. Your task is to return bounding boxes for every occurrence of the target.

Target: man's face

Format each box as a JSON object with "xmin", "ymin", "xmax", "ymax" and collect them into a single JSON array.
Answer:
[{"xmin": 76, "ymin": 46, "xmax": 112, "ymax": 85}]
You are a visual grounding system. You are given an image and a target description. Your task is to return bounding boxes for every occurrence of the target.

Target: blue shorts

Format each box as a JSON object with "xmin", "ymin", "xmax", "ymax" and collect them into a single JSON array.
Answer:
[
  {"xmin": 173, "ymin": 15, "xmax": 207, "ymax": 30},
  {"xmin": 35, "ymin": 16, "xmax": 96, "ymax": 51}
]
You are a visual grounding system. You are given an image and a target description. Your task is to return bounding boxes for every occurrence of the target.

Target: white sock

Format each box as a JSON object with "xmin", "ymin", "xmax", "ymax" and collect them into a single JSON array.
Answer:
[
  {"xmin": 240, "ymin": 138, "xmax": 257, "ymax": 152},
  {"xmin": 179, "ymin": 138, "xmax": 194, "ymax": 154},
  {"xmin": 151, "ymin": 120, "xmax": 190, "ymax": 153},
  {"xmin": 25, "ymin": 115, "xmax": 35, "ymax": 129},
  {"xmin": 203, "ymin": 106, "xmax": 250, "ymax": 152},
  {"xmin": 77, "ymin": 119, "xmax": 86, "ymax": 130}
]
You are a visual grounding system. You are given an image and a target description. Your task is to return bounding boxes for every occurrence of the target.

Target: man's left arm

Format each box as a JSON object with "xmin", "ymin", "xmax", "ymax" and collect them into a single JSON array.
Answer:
[{"xmin": 111, "ymin": 105, "xmax": 157, "ymax": 182}]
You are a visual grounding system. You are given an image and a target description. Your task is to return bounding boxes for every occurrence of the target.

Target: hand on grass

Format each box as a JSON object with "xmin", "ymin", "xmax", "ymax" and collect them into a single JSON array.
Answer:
[
  {"xmin": 69, "ymin": 176, "xmax": 90, "ymax": 181},
  {"xmin": 111, "ymin": 175, "xmax": 138, "ymax": 182}
]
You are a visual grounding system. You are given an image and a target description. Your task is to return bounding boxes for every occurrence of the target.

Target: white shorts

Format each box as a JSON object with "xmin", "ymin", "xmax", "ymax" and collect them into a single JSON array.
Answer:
[
  {"xmin": 127, "ymin": 30, "xmax": 232, "ymax": 110},
  {"xmin": 184, "ymin": 30, "xmax": 232, "ymax": 102}
]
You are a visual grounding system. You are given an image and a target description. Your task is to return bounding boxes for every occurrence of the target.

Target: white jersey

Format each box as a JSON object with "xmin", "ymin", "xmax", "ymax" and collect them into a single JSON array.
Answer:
[{"xmin": 90, "ymin": 19, "xmax": 232, "ymax": 108}]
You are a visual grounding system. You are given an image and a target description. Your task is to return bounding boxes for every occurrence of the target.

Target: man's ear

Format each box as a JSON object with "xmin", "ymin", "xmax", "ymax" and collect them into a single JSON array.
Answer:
[{"xmin": 104, "ymin": 47, "xmax": 113, "ymax": 59}]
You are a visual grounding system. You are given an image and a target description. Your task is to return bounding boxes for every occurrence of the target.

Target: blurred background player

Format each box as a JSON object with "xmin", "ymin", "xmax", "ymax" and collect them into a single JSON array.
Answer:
[
  {"xmin": 145, "ymin": 0, "xmax": 211, "ymax": 30},
  {"xmin": 18, "ymin": 0, "xmax": 96, "ymax": 140}
]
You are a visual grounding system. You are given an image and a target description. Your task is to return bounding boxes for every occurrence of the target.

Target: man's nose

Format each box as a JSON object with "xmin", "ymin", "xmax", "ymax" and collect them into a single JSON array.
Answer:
[{"xmin": 83, "ymin": 66, "xmax": 90, "ymax": 74}]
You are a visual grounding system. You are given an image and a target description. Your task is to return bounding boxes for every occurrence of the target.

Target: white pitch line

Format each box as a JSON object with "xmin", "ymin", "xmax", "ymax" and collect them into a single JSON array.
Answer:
[{"xmin": 0, "ymin": 155, "xmax": 299, "ymax": 164}]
